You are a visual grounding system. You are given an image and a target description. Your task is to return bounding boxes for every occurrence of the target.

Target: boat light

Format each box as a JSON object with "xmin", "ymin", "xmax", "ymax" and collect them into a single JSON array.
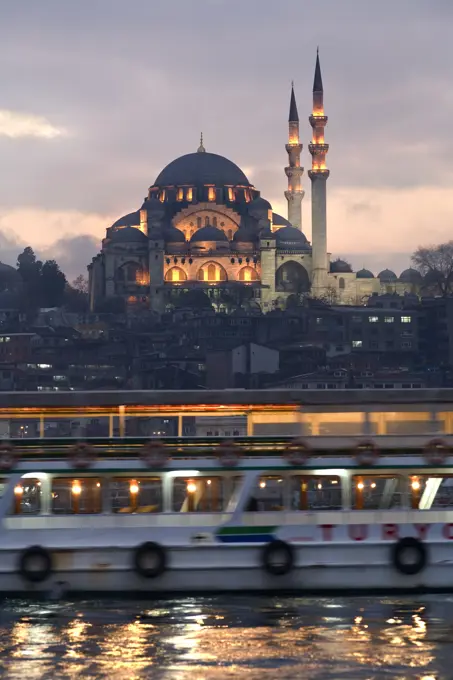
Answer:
[
  {"xmin": 371, "ymin": 482, "xmax": 376, "ymax": 489},
  {"xmin": 187, "ymin": 481, "xmax": 197, "ymax": 494},
  {"xmin": 206, "ymin": 479, "xmax": 212, "ymax": 486},
  {"xmin": 259, "ymin": 481, "xmax": 266, "ymax": 489},
  {"xmin": 72, "ymin": 481, "xmax": 82, "ymax": 496},
  {"xmin": 357, "ymin": 482, "xmax": 364, "ymax": 490},
  {"xmin": 96, "ymin": 482, "xmax": 101, "ymax": 488},
  {"xmin": 130, "ymin": 481, "xmax": 139, "ymax": 495},
  {"xmin": 412, "ymin": 479, "xmax": 420, "ymax": 491},
  {"xmin": 317, "ymin": 483, "xmax": 322, "ymax": 490},
  {"xmin": 14, "ymin": 485, "xmax": 23, "ymax": 496}
]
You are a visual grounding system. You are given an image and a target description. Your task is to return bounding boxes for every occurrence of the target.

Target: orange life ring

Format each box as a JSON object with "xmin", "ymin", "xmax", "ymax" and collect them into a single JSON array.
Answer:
[
  {"xmin": 69, "ymin": 443, "xmax": 96, "ymax": 469},
  {"xmin": 0, "ymin": 442, "xmax": 17, "ymax": 471},
  {"xmin": 355, "ymin": 439, "xmax": 379, "ymax": 466},
  {"xmin": 141, "ymin": 440, "xmax": 169, "ymax": 468},
  {"xmin": 284, "ymin": 438, "xmax": 311, "ymax": 466},
  {"xmin": 424, "ymin": 438, "xmax": 450, "ymax": 465},
  {"xmin": 217, "ymin": 441, "xmax": 241, "ymax": 467}
]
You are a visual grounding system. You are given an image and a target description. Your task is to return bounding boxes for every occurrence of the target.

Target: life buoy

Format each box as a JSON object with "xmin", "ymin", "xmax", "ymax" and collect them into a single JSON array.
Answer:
[
  {"xmin": 391, "ymin": 537, "xmax": 427, "ymax": 576},
  {"xmin": 69, "ymin": 442, "xmax": 96, "ymax": 469},
  {"xmin": 19, "ymin": 545, "xmax": 53, "ymax": 583},
  {"xmin": 262, "ymin": 540, "xmax": 294, "ymax": 576},
  {"xmin": 355, "ymin": 439, "xmax": 379, "ymax": 466},
  {"xmin": 0, "ymin": 442, "xmax": 18, "ymax": 471},
  {"xmin": 424, "ymin": 438, "xmax": 450, "ymax": 465},
  {"xmin": 284, "ymin": 438, "xmax": 311, "ymax": 466},
  {"xmin": 141, "ymin": 440, "xmax": 169, "ymax": 468},
  {"xmin": 217, "ymin": 441, "xmax": 241, "ymax": 467},
  {"xmin": 133, "ymin": 541, "xmax": 167, "ymax": 578}
]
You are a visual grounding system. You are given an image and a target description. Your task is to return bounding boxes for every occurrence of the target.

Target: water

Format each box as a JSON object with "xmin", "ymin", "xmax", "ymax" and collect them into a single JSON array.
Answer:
[{"xmin": 0, "ymin": 595, "xmax": 450, "ymax": 679}]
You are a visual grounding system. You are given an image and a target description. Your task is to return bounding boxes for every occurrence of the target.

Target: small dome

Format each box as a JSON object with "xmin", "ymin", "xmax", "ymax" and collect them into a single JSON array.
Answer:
[
  {"xmin": 111, "ymin": 211, "xmax": 140, "ymax": 229},
  {"xmin": 330, "ymin": 259, "xmax": 352, "ymax": 273},
  {"xmin": 378, "ymin": 268, "xmax": 397, "ymax": 282},
  {"xmin": 164, "ymin": 226, "xmax": 186, "ymax": 243},
  {"xmin": 233, "ymin": 229, "xmax": 256, "ymax": 243},
  {"xmin": 356, "ymin": 268, "xmax": 375, "ymax": 279},
  {"xmin": 275, "ymin": 225, "xmax": 309, "ymax": 249},
  {"xmin": 190, "ymin": 225, "xmax": 228, "ymax": 243},
  {"xmin": 110, "ymin": 227, "xmax": 147, "ymax": 243},
  {"xmin": 154, "ymin": 152, "xmax": 250, "ymax": 187},
  {"xmin": 399, "ymin": 267, "xmax": 423, "ymax": 284}
]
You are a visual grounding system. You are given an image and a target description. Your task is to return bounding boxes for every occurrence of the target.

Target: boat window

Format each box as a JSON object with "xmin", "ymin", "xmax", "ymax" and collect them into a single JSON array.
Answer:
[
  {"xmin": 411, "ymin": 476, "xmax": 453, "ymax": 510},
  {"xmin": 52, "ymin": 477, "xmax": 102, "ymax": 514},
  {"xmin": 246, "ymin": 476, "xmax": 285, "ymax": 512},
  {"xmin": 352, "ymin": 475, "xmax": 404, "ymax": 510},
  {"xmin": 12, "ymin": 478, "xmax": 42, "ymax": 515},
  {"xmin": 173, "ymin": 477, "xmax": 224, "ymax": 512},
  {"xmin": 289, "ymin": 476, "xmax": 342, "ymax": 511},
  {"xmin": 111, "ymin": 477, "xmax": 162, "ymax": 513}
]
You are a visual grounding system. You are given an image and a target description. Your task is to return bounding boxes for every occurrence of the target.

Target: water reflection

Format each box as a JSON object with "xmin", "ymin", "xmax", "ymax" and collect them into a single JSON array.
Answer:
[{"xmin": 0, "ymin": 596, "xmax": 450, "ymax": 678}]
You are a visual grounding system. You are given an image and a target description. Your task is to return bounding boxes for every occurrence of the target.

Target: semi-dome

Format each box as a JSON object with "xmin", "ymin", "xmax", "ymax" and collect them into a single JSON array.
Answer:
[
  {"xmin": 356, "ymin": 268, "xmax": 375, "ymax": 279},
  {"xmin": 111, "ymin": 211, "xmax": 140, "ymax": 229},
  {"xmin": 399, "ymin": 267, "xmax": 423, "ymax": 284},
  {"xmin": 378, "ymin": 268, "xmax": 397, "ymax": 282},
  {"xmin": 275, "ymin": 225, "xmax": 309, "ymax": 248},
  {"xmin": 154, "ymin": 152, "xmax": 250, "ymax": 187},
  {"xmin": 164, "ymin": 225, "xmax": 186, "ymax": 243},
  {"xmin": 190, "ymin": 225, "xmax": 228, "ymax": 242},
  {"xmin": 233, "ymin": 229, "xmax": 255, "ymax": 243},
  {"xmin": 110, "ymin": 226, "xmax": 147, "ymax": 243},
  {"xmin": 272, "ymin": 213, "xmax": 292, "ymax": 228},
  {"xmin": 330, "ymin": 259, "xmax": 352, "ymax": 274}
]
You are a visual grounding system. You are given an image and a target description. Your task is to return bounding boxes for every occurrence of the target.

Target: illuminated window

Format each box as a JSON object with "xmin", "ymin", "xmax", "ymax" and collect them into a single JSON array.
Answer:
[
  {"xmin": 159, "ymin": 190, "xmax": 165, "ymax": 203},
  {"xmin": 290, "ymin": 476, "xmax": 342, "ymax": 511},
  {"xmin": 208, "ymin": 187, "xmax": 216, "ymax": 201},
  {"xmin": 176, "ymin": 188, "xmax": 183, "ymax": 201},
  {"xmin": 401, "ymin": 316, "xmax": 412, "ymax": 323},
  {"xmin": 186, "ymin": 187, "xmax": 193, "ymax": 201},
  {"xmin": 228, "ymin": 188, "xmax": 234, "ymax": 201},
  {"xmin": 12, "ymin": 478, "xmax": 41, "ymax": 515},
  {"xmin": 51, "ymin": 478, "xmax": 102, "ymax": 514},
  {"xmin": 197, "ymin": 262, "xmax": 227, "ymax": 282},
  {"xmin": 238, "ymin": 267, "xmax": 258, "ymax": 282},
  {"xmin": 207, "ymin": 263, "xmax": 216, "ymax": 280},
  {"xmin": 227, "ymin": 229, "xmax": 233, "ymax": 240},
  {"xmin": 111, "ymin": 478, "xmax": 162, "ymax": 513},
  {"xmin": 165, "ymin": 267, "xmax": 187, "ymax": 282},
  {"xmin": 368, "ymin": 316, "xmax": 379, "ymax": 323},
  {"xmin": 384, "ymin": 316, "xmax": 394, "ymax": 323},
  {"xmin": 352, "ymin": 340, "xmax": 362, "ymax": 348},
  {"xmin": 244, "ymin": 189, "xmax": 251, "ymax": 202}
]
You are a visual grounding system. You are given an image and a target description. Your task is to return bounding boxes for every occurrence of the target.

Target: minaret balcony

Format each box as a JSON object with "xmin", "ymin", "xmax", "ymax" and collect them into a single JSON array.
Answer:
[
  {"xmin": 285, "ymin": 143, "xmax": 303, "ymax": 154},
  {"xmin": 285, "ymin": 166, "xmax": 304, "ymax": 177},
  {"xmin": 308, "ymin": 168, "xmax": 330, "ymax": 179},
  {"xmin": 309, "ymin": 115, "xmax": 328, "ymax": 126},
  {"xmin": 309, "ymin": 143, "xmax": 329, "ymax": 155}
]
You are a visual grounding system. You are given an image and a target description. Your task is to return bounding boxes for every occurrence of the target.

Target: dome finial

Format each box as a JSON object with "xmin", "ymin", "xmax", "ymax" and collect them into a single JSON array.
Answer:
[{"xmin": 197, "ymin": 132, "xmax": 206, "ymax": 153}]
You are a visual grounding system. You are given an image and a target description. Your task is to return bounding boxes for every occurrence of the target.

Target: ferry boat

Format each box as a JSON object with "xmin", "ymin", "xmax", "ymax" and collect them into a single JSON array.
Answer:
[{"xmin": 1, "ymin": 434, "xmax": 453, "ymax": 594}]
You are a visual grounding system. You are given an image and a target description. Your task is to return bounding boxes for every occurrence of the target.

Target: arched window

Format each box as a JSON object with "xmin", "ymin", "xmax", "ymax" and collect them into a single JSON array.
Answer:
[
  {"xmin": 212, "ymin": 216, "xmax": 217, "ymax": 227},
  {"xmin": 197, "ymin": 217, "xmax": 202, "ymax": 228},
  {"xmin": 339, "ymin": 277, "xmax": 345, "ymax": 290},
  {"xmin": 227, "ymin": 229, "xmax": 233, "ymax": 240},
  {"xmin": 238, "ymin": 266, "xmax": 259, "ymax": 282},
  {"xmin": 118, "ymin": 261, "xmax": 142, "ymax": 283},
  {"xmin": 275, "ymin": 261, "xmax": 310, "ymax": 293},
  {"xmin": 165, "ymin": 267, "xmax": 187, "ymax": 282},
  {"xmin": 197, "ymin": 262, "xmax": 227, "ymax": 282},
  {"xmin": 205, "ymin": 216, "xmax": 209, "ymax": 226}
]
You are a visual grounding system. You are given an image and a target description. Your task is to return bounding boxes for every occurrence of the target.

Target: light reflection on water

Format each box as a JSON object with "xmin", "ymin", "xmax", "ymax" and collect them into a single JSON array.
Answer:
[{"xmin": 0, "ymin": 595, "xmax": 451, "ymax": 678}]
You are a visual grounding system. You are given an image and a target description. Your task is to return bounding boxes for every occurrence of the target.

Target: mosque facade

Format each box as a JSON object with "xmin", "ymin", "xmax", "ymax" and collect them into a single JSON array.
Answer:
[{"xmin": 88, "ymin": 52, "xmax": 421, "ymax": 314}]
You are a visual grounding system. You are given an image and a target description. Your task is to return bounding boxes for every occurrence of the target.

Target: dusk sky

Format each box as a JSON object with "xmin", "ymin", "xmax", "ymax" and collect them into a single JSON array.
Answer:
[{"xmin": 0, "ymin": 0, "xmax": 452, "ymax": 280}]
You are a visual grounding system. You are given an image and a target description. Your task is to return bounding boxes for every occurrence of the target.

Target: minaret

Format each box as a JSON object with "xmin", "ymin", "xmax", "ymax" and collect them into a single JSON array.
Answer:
[
  {"xmin": 284, "ymin": 83, "xmax": 304, "ymax": 230},
  {"xmin": 308, "ymin": 49, "xmax": 329, "ymax": 295},
  {"xmin": 197, "ymin": 132, "xmax": 206, "ymax": 153}
]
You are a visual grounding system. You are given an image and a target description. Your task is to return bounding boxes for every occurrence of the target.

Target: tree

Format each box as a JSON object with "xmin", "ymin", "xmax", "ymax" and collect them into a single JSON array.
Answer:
[
  {"xmin": 40, "ymin": 260, "xmax": 67, "ymax": 307},
  {"xmin": 412, "ymin": 241, "xmax": 453, "ymax": 296},
  {"xmin": 72, "ymin": 275, "xmax": 88, "ymax": 294}
]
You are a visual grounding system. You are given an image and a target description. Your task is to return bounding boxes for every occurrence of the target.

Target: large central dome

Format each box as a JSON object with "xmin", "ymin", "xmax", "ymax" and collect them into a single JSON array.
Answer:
[{"xmin": 154, "ymin": 152, "xmax": 250, "ymax": 187}]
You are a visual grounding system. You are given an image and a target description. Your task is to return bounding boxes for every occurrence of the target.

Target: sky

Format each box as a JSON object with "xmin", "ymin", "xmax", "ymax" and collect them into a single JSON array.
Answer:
[{"xmin": 0, "ymin": 0, "xmax": 452, "ymax": 280}]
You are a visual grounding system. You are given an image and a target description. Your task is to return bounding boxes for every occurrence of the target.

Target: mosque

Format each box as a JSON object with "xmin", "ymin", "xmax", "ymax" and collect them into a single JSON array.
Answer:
[{"xmin": 88, "ymin": 52, "xmax": 421, "ymax": 313}]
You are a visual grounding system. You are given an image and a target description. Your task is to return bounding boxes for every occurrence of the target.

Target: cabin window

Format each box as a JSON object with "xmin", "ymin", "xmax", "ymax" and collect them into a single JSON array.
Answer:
[
  {"xmin": 352, "ymin": 475, "xmax": 404, "ymax": 510},
  {"xmin": 172, "ymin": 477, "xmax": 224, "ymax": 512},
  {"xmin": 290, "ymin": 476, "xmax": 342, "ymax": 511},
  {"xmin": 246, "ymin": 476, "xmax": 285, "ymax": 512},
  {"xmin": 52, "ymin": 477, "xmax": 102, "ymax": 514},
  {"xmin": 12, "ymin": 478, "xmax": 41, "ymax": 515},
  {"xmin": 410, "ymin": 475, "xmax": 453, "ymax": 510},
  {"xmin": 111, "ymin": 477, "xmax": 162, "ymax": 513}
]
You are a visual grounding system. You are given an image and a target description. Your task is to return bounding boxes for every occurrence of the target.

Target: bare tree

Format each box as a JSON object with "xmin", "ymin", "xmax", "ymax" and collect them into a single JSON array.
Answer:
[
  {"xmin": 412, "ymin": 241, "xmax": 453, "ymax": 296},
  {"xmin": 72, "ymin": 275, "xmax": 89, "ymax": 294}
]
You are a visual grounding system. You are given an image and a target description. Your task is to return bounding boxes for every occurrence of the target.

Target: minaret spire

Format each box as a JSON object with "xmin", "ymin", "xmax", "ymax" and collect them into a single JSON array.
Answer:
[
  {"xmin": 308, "ymin": 48, "xmax": 330, "ymax": 296},
  {"xmin": 284, "ymin": 83, "xmax": 304, "ymax": 231},
  {"xmin": 197, "ymin": 132, "xmax": 206, "ymax": 153}
]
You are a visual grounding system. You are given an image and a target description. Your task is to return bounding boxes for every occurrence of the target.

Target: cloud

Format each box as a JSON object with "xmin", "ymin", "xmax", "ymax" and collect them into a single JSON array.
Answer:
[{"xmin": 0, "ymin": 110, "xmax": 66, "ymax": 139}]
